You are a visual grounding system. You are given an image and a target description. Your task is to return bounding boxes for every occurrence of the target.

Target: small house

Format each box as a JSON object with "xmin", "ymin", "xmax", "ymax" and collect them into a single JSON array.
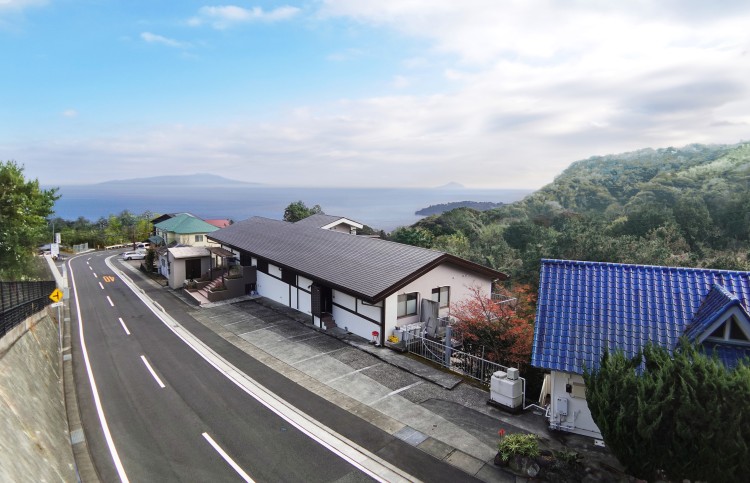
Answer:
[{"xmin": 532, "ymin": 259, "xmax": 750, "ymax": 439}]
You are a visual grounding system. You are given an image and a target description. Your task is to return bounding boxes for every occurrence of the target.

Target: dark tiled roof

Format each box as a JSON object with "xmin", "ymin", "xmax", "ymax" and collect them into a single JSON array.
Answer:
[
  {"xmin": 532, "ymin": 259, "xmax": 750, "ymax": 374},
  {"xmin": 209, "ymin": 217, "xmax": 505, "ymax": 301}
]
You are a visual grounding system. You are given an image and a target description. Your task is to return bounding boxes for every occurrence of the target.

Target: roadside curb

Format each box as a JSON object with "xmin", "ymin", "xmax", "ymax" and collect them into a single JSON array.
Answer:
[{"xmin": 60, "ymin": 278, "xmax": 101, "ymax": 483}]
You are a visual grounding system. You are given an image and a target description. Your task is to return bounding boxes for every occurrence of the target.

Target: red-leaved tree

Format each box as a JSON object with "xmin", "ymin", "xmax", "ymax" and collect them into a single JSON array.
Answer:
[{"xmin": 450, "ymin": 285, "xmax": 535, "ymax": 367}]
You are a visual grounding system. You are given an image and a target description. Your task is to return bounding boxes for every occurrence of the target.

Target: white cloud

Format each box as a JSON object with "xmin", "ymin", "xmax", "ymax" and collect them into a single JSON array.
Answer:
[
  {"xmin": 390, "ymin": 75, "xmax": 410, "ymax": 89},
  {"xmin": 0, "ymin": 0, "xmax": 46, "ymax": 10},
  {"xmin": 62, "ymin": 109, "xmax": 78, "ymax": 118},
  {"xmin": 9, "ymin": 1, "xmax": 750, "ymax": 191},
  {"xmin": 189, "ymin": 5, "xmax": 300, "ymax": 29},
  {"xmin": 140, "ymin": 32, "xmax": 185, "ymax": 48},
  {"xmin": 326, "ymin": 48, "xmax": 363, "ymax": 62}
]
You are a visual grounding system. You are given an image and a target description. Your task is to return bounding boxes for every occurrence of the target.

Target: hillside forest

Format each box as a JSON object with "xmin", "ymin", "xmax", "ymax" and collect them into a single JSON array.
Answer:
[{"xmin": 390, "ymin": 142, "xmax": 750, "ymax": 290}]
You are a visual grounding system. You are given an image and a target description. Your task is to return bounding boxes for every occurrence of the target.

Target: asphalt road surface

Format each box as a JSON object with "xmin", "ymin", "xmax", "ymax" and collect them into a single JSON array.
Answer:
[
  {"xmin": 67, "ymin": 251, "xmax": 478, "ymax": 483},
  {"xmin": 67, "ymin": 251, "xmax": 375, "ymax": 482}
]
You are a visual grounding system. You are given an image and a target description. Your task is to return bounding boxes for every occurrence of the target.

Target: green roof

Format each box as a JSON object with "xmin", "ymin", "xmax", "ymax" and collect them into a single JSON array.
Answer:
[{"xmin": 154, "ymin": 214, "xmax": 219, "ymax": 234}]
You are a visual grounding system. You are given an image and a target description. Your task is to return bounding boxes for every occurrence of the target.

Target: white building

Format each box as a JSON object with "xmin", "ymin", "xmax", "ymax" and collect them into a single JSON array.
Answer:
[{"xmin": 208, "ymin": 216, "xmax": 506, "ymax": 344}]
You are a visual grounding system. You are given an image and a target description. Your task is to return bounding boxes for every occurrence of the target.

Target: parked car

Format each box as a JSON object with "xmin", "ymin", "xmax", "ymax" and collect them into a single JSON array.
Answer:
[
  {"xmin": 136, "ymin": 242, "xmax": 151, "ymax": 250},
  {"xmin": 121, "ymin": 251, "xmax": 146, "ymax": 260}
]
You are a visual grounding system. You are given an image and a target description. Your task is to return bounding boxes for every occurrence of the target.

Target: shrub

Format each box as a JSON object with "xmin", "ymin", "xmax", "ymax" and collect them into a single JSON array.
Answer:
[{"xmin": 497, "ymin": 433, "xmax": 540, "ymax": 462}]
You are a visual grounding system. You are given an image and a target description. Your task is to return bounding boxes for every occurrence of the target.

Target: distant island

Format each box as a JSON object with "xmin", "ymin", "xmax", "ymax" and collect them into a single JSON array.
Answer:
[{"xmin": 415, "ymin": 201, "xmax": 504, "ymax": 216}]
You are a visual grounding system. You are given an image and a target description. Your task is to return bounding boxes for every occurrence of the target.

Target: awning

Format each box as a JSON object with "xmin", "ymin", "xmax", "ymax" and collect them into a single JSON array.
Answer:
[
  {"xmin": 207, "ymin": 246, "xmax": 235, "ymax": 258},
  {"xmin": 148, "ymin": 235, "xmax": 165, "ymax": 245}
]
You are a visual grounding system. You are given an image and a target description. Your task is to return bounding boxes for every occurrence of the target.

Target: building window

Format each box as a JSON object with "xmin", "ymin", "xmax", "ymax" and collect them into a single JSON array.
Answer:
[
  {"xmin": 397, "ymin": 292, "xmax": 418, "ymax": 317},
  {"xmin": 195, "ymin": 234, "xmax": 204, "ymax": 242},
  {"xmin": 432, "ymin": 286, "xmax": 450, "ymax": 308},
  {"xmin": 708, "ymin": 317, "xmax": 750, "ymax": 343}
]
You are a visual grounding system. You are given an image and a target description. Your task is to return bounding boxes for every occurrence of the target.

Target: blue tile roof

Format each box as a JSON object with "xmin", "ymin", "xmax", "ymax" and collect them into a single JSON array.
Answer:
[
  {"xmin": 531, "ymin": 259, "xmax": 750, "ymax": 374},
  {"xmin": 683, "ymin": 284, "xmax": 744, "ymax": 341}
]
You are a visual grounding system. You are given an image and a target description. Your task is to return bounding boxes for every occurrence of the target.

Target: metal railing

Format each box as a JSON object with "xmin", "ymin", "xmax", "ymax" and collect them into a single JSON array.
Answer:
[
  {"xmin": 405, "ymin": 333, "xmax": 516, "ymax": 387},
  {"xmin": 0, "ymin": 281, "xmax": 56, "ymax": 338}
]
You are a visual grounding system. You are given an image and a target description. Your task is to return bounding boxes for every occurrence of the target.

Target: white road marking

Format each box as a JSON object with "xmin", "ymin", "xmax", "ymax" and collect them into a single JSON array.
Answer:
[
  {"xmin": 99, "ymin": 282, "xmax": 104, "ymax": 290},
  {"xmin": 238, "ymin": 324, "xmax": 278, "ymax": 336},
  {"xmin": 118, "ymin": 317, "xmax": 131, "ymax": 335},
  {"xmin": 93, "ymin": 273, "xmax": 98, "ymax": 278},
  {"xmin": 292, "ymin": 348, "xmax": 347, "ymax": 365},
  {"xmin": 105, "ymin": 256, "xmax": 418, "ymax": 483},
  {"xmin": 369, "ymin": 381, "xmax": 423, "ymax": 405},
  {"xmin": 69, "ymin": 259, "xmax": 130, "ymax": 483},
  {"xmin": 89, "ymin": 266, "xmax": 93, "ymax": 270},
  {"xmin": 140, "ymin": 355, "xmax": 166, "ymax": 388},
  {"xmin": 324, "ymin": 363, "xmax": 381, "ymax": 384},
  {"xmin": 202, "ymin": 432, "xmax": 254, "ymax": 482},
  {"xmin": 286, "ymin": 333, "xmax": 324, "ymax": 342},
  {"xmin": 107, "ymin": 296, "xmax": 114, "ymax": 307}
]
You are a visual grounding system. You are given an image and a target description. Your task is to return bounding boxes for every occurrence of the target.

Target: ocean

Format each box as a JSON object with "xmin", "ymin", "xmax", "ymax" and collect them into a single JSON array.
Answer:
[{"xmin": 50, "ymin": 185, "xmax": 533, "ymax": 231}]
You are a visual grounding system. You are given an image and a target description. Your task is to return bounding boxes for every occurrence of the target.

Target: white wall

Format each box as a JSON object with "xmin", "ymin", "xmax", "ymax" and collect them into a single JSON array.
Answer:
[
  {"xmin": 168, "ymin": 253, "xmax": 186, "ymax": 289},
  {"xmin": 383, "ymin": 262, "xmax": 494, "ymax": 340},
  {"xmin": 547, "ymin": 371, "xmax": 602, "ymax": 438},
  {"xmin": 257, "ymin": 272, "xmax": 289, "ymax": 305},
  {"xmin": 330, "ymin": 290, "xmax": 381, "ymax": 338}
]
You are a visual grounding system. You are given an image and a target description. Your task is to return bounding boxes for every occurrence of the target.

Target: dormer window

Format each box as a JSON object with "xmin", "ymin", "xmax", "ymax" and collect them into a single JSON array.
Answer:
[{"xmin": 706, "ymin": 316, "xmax": 750, "ymax": 344}]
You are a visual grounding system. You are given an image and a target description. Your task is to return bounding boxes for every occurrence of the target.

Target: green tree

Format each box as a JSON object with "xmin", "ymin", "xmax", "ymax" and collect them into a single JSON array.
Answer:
[
  {"xmin": 388, "ymin": 226, "xmax": 434, "ymax": 248},
  {"xmin": 584, "ymin": 340, "xmax": 750, "ymax": 482},
  {"xmin": 283, "ymin": 200, "xmax": 322, "ymax": 222},
  {"xmin": 0, "ymin": 161, "xmax": 59, "ymax": 279}
]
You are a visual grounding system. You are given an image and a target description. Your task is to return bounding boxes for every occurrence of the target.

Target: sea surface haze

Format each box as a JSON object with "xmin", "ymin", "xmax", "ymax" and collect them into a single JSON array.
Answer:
[{"xmin": 50, "ymin": 184, "xmax": 532, "ymax": 231}]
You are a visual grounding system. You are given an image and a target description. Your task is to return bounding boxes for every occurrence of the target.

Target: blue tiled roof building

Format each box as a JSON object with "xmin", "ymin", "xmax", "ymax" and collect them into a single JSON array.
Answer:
[{"xmin": 531, "ymin": 259, "xmax": 750, "ymax": 374}]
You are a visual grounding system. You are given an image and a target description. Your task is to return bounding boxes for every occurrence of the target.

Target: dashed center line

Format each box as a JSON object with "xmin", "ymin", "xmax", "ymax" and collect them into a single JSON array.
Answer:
[
  {"xmin": 202, "ymin": 432, "xmax": 254, "ymax": 482},
  {"xmin": 140, "ymin": 355, "xmax": 165, "ymax": 388},
  {"xmin": 119, "ymin": 317, "xmax": 131, "ymax": 335},
  {"xmin": 106, "ymin": 296, "xmax": 114, "ymax": 307},
  {"xmin": 99, "ymin": 282, "xmax": 104, "ymax": 290}
]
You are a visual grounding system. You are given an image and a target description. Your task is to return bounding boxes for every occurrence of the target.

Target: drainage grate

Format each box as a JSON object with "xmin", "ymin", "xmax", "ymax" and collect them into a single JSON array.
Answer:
[
  {"xmin": 70, "ymin": 429, "xmax": 85, "ymax": 445},
  {"xmin": 393, "ymin": 426, "xmax": 428, "ymax": 446}
]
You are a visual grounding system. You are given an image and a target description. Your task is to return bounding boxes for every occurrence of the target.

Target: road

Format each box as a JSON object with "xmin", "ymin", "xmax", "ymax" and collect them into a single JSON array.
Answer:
[
  {"xmin": 67, "ymin": 251, "xmax": 376, "ymax": 482},
  {"xmin": 67, "ymin": 251, "xmax": 478, "ymax": 482}
]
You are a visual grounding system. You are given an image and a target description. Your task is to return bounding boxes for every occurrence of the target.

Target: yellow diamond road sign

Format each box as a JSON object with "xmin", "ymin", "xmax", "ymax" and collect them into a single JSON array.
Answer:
[{"xmin": 49, "ymin": 288, "xmax": 63, "ymax": 303}]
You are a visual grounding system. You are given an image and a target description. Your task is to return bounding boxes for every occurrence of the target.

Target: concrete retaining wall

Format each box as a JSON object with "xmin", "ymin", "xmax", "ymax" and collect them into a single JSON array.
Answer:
[{"xmin": 0, "ymin": 309, "xmax": 76, "ymax": 482}]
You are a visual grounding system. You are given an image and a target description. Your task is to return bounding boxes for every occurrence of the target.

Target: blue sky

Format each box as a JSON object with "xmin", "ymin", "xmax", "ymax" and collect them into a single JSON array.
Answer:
[{"xmin": 2, "ymin": 1, "xmax": 749, "ymax": 188}]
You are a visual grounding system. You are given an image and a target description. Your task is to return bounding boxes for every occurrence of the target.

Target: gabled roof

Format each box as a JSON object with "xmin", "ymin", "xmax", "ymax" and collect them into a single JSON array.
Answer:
[
  {"xmin": 294, "ymin": 213, "xmax": 364, "ymax": 230},
  {"xmin": 208, "ymin": 216, "xmax": 505, "ymax": 302},
  {"xmin": 532, "ymin": 259, "xmax": 750, "ymax": 374},
  {"xmin": 684, "ymin": 284, "xmax": 747, "ymax": 341},
  {"xmin": 154, "ymin": 214, "xmax": 219, "ymax": 235},
  {"xmin": 204, "ymin": 219, "xmax": 231, "ymax": 229},
  {"xmin": 168, "ymin": 246, "xmax": 210, "ymax": 259},
  {"xmin": 151, "ymin": 212, "xmax": 194, "ymax": 225}
]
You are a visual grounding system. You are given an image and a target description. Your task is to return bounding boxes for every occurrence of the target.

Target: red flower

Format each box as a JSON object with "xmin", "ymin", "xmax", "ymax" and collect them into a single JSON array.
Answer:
[{"xmin": 498, "ymin": 429, "xmax": 506, "ymax": 438}]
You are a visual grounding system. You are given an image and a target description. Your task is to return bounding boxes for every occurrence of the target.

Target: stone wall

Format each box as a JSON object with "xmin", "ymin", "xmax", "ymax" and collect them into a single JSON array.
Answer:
[{"xmin": 0, "ymin": 309, "xmax": 76, "ymax": 481}]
